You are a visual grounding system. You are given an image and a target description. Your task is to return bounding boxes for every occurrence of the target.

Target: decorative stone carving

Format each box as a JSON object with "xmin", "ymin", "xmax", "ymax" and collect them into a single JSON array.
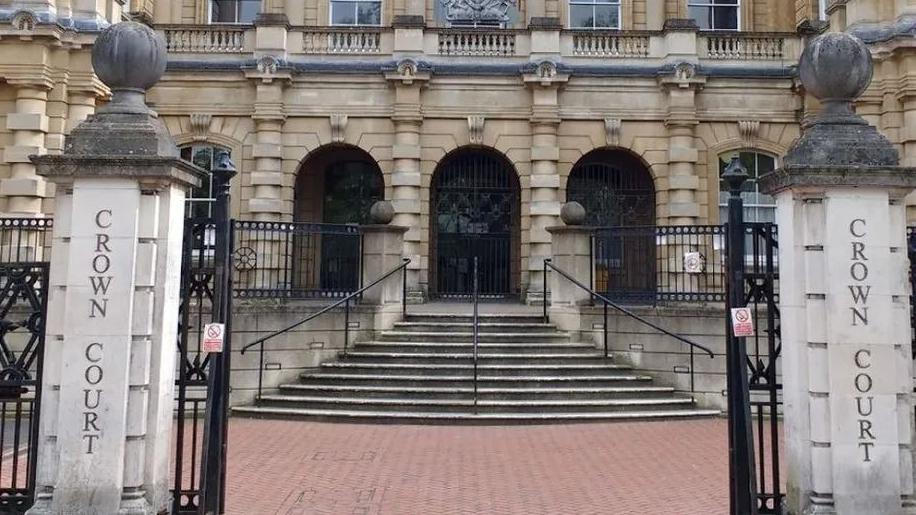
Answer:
[
  {"xmin": 397, "ymin": 58, "xmax": 418, "ymax": 78},
  {"xmin": 369, "ymin": 200, "xmax": 395, "ymax": 224},
  {"xmin": 604, "ymin": 118, "xmax": 621, "ymax": 147},
  {"xmin": 256, "ymin": 55, "xmax": 279, "ymax": 75},
  {"xmin": 674, "ymin": 62, "xmax": 696, "ymax": 81},
  {"xmin": 11, "ymin": 10, "xmax": 36, "ymax": 31},
  {"xmin": 737, "ymin": 120, "xmax": 759, "ymax": 145},
  {"xmin": 468, "ymin": 115, "xmax": 485, "ymax": 145},
  {"xmin": 536, "ymin": 61, "xmax": 556, "ymax": 79},
  {"xmin": 441, "ymin": 0, "xmax": 516, "ymax": 24},
  {"xmin": 330, "ymin": 114, "xmax": 348, "ymax": 143},
  {"xmin": 189, "ymin": 113, "xmax": 212, "ymax": 142}
]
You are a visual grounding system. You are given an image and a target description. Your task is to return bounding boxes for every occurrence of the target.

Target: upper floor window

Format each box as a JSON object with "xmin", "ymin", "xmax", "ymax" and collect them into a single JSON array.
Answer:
[
  {"xmin": 209, "ymin": 0, "xmax": 258, "ymax": 24},
  {"xmin": 331, "ymin": 0, "xmax": 381, "ymax": 26},
  {"xmin": 718, "ymin": 150, "xmax": 776, "ymax": 223},
  {"xmin": 688, "ymin": 0, "xmax": 739, "ymax": 31},
  {"xmin": 180, "ymin": 144, "xmax": 230, "ymax": 219},
  {"xmin": 569, "ymin": 0, "xmax": 620, "ymax": 29}
]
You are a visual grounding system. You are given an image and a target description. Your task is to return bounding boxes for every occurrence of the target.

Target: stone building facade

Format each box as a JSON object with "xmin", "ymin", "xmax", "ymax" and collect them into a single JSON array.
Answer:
[{"xmin": 0, "ymin": 0, "xmax": 913, "ymax": 300}]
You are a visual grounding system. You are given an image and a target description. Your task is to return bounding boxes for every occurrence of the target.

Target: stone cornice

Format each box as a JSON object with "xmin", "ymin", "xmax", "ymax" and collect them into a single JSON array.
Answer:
[
  {"xmin": 32, "ymin": 155, "xmax": 205, "ymax": 189},
  {"xmin": 759, "ymin": 165, "xmax": 916, "ymax": 195}
]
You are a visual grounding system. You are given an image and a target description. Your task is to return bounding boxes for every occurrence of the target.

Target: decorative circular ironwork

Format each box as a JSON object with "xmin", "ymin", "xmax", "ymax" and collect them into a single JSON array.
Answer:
[{"xmin": 233, "ymin": 246, "xmax": 257, "ymax": 272}]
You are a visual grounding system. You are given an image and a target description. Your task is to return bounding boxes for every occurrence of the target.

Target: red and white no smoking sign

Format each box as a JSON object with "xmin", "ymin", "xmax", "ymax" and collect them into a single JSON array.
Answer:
[
  {"xmin": 730, "ymin": 307, "xmax": 754, "ymax": 337},
  {"xmin": 202, "ymin": 323, "xmax": 225, "ymax": 353}
]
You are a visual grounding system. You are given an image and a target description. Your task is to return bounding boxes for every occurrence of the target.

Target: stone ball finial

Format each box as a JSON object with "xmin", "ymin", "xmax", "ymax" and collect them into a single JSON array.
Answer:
[
  {"xmin": 368, "ymin": 200, "xmax": 395, "ymax": 225},
  {"xmin": 92, "ymin": 22, "xmax": 167, "ymax": 114},
  {"xmin": 560, "ymin": 202, "xmax": 586, "ymax": 226},
  {"xmin": 798, "ymin": 32, "xmax": 873, "ymax": 103}
]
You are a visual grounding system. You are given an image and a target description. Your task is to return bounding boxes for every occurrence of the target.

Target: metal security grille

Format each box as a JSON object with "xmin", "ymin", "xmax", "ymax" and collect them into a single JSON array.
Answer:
[
  {"xmin": 568, "ymin": 153, "xmax": 656, "ymax": 302},
  {"xmin": 432, "ymin": 152, "xmax": 519, "ymax": 297}
]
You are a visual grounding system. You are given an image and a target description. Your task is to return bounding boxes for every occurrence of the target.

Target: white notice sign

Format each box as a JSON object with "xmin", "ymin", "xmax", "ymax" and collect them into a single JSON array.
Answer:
[
  {"xmin": 730, "ymin": 307, "xmax": 754, "ymax": 337},
  {"xmin": 202, "ymin": 323, "xmax": 225, "ymax": 353}
]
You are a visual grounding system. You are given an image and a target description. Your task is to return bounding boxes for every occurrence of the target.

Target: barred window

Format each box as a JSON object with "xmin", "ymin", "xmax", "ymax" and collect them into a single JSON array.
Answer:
[
  {"xmin": 718, "ymin": 151, "xmax": 776, "ymax": 224},
  {"xmin": 569, "ymin": 0, "xmax": 621, "ymax": 29},
  {"xmin": 209, "ymin": 0, "xmax": 259, "ymax": 23},
  {"xmin": 330, "ymin": 0, "xmax": 382, "ymax": 26},
  {"xmin": 180, "ymin": 144, "xmax": 231, "ymax": 219},
  {"xmin": 688, "ymin": 0, "xmax": 740, "ymax": 31}
]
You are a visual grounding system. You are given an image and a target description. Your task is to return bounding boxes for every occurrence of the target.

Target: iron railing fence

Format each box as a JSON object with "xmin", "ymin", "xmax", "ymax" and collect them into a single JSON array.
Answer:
[
  {"xmin": 0, "ymin": 218, "xmax": 53, "ymax": 264},
  {"xmin": 229, "ymin": 221, "xmax": 363, "ymax": 300},
  {"xmin": 590, "ymin": 223, "xmax": 779, "ymax": 305}
]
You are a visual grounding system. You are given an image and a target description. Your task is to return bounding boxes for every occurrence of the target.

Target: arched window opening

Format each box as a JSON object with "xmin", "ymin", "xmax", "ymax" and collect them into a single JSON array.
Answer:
[
  {"xmin": 717, "ymin": 151, "xmax": 777, "ymax": 224},
  {"xmin": 180, "ymin": 144, "xmax": 230, "ymax": 219}
]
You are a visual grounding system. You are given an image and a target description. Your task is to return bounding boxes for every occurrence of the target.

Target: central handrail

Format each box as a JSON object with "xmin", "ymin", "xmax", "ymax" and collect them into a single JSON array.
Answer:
[
  {"xmin": 544, "ymin": 259, "xmax": 715, "ymax": 359},
  {"xmin": 241, "ymin": 257, "xmax": 411, "ymax": 401},
  {"xmin": 472, "ymin": 256, "xmax": 479, "ymax": 412}
]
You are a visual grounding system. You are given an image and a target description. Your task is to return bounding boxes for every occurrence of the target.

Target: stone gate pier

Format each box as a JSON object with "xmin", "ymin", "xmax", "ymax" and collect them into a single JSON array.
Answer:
[
  {"xmin": 760, "ymin": 33, "xmax": 916, "ymax": 515},
  {"xmin": 27, "ymin": 23, "xmax": 203, "ymax": 514}
]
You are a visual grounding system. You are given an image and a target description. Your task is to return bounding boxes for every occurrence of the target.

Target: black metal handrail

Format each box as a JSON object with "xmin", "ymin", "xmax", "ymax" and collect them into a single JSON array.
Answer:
[
  {"xmin": 472, "ymin": 256, "xmax": 479, "ymax": 411},
  {"xmin": 241, "ymin": 257, "xmax": 411, "ymax": 400},
  {"xmin": 543, "ymin": 259, "xmax": 715, "ymax": 360}
]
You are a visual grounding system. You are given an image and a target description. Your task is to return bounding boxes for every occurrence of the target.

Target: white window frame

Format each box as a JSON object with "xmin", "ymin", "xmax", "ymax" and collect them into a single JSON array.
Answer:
[
  {"xmin": 329, "ymin": 0, "xmax": 383, "ymax": 27},
  {"xmin": 717, "ymin": 150, "xmax": 777, "ymax": 224},
  {"xmin": 208, "ymin": 0, "xmax": 258, "ymax": 24},
  {"xmin": 568, "ymin": 0, "xmax": 622, "ymax": 30},
  {"xmin": 818, "ymin": 0, "xmax": 827, "ymax": 21},
  {"xmin": 687, "ymin": 0, "xmax": 741, "ymax": 31}
]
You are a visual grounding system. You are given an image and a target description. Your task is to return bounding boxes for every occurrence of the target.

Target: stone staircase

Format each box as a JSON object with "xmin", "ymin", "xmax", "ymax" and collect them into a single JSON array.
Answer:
[{"xmin": 233, "ymin": 312, "xmax": 720, "ymax": 422}]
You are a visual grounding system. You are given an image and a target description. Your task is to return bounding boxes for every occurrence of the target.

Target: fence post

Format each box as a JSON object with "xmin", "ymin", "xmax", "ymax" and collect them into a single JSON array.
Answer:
[
  {"xmin": 200, "ymin": 151, "xmax": 236, "ymax": 515},
  {"xmin": 722, "ymin": 156, "xmax": 758, "ymax": 515}
]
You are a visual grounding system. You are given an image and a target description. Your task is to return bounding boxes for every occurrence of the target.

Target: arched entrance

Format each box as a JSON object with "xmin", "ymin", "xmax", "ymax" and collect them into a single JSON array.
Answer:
[
  {"xmin": 294, "ymin": 145, "xmax": 384, "ymax": 292},
  {"xmin": 567, "ymin": 149, "xmax": 656, "ymax": 303},
  {"xmin": 430, "ymin": 148, "xmax": 520, "ymax": 298}
]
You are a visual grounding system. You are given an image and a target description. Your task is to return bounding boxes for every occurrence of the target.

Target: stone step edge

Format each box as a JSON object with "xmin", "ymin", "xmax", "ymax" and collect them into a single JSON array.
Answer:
[
  {"xmin": 256, "ymin": 395, "xmax": 696, "ymax": 407},
  {"xmin": 232, "ymin": 406, "xmax": 722, "ymax": 420},
  {"xmin": 321, "ymin": 363, "xmax": 630, "ymax": 370},
  {"xmin": 278, "ymin": 384, "xmax": 676, "ymax": 394},
  {"xmin": 340, "ymin": 352, "xmax": 608, "ymax": 359},
  {"xmin": 379, "ymin": 331, "xmax": 570, "ymax": 338},
  {"xmin": 300, "ymin": 373, "xmax": 655, "ymax": 381}
]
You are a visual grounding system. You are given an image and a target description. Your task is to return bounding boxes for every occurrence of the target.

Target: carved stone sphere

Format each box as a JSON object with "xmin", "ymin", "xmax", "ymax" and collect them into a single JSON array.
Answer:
[
  {"xmin": 91, "ymin": 22, "xmax": 167, "ymax": 92},
  {"xmin": 369, "ymin": 201, "xmax": 395, "ymax": 225},
  {"xmin": 560, "ymin": 202, "xmax": 586, "ymax": 226},
  {"xmin": 798, "ymin": 32, "xmax": 872, "ymax": 102}
]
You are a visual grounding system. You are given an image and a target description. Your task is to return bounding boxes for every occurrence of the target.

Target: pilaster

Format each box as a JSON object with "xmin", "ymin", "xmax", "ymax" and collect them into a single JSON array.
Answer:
[
  {"xmin": 385, "ymin": 60, "xmax": 429, "ymax": 301},
  {"xmin": 523, "ymin": 61, "xmax": 567, "ymax": 304},
  {"xmin": 3, "ymin": 80, "xmax": 53, "ymax": 216},
  {"xmin": 245, "ymin": 59, "xmax": 291, "ymax": 221},
  {"xmin": 659, "ymin": 63, "xmax": 704, "ymax": 225}
]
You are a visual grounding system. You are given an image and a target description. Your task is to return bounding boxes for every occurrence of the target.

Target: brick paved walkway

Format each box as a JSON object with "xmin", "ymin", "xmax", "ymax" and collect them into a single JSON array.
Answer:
[{"xmin": 225, "ymin": 417, "xmax": 744, "ymax": 514}]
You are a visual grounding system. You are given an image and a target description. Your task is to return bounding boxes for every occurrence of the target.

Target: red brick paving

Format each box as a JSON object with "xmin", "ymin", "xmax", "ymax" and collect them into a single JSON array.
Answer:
[{"xmin": 224, "ymin": 417, "xmax": 744, "ymax": 515}]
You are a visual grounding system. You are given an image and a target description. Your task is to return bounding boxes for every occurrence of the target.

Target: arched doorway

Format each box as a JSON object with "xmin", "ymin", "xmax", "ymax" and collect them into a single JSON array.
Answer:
[
  {"xmin": 294, "ymin": 145, "xmax": 384, "ymax": 293},
  {"xmin": 431, "ymin": 148, "xmax": 520, "ymax": 298},
  {"xmin": 567, "ymin": 149, "xmax": 656, "ymax": 303}
]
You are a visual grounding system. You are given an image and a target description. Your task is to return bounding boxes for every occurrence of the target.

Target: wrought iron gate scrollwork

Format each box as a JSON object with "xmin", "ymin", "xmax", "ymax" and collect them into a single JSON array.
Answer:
[{"xmin": 0, "ymin": 263, "xmax": 48, "ymax": 513}]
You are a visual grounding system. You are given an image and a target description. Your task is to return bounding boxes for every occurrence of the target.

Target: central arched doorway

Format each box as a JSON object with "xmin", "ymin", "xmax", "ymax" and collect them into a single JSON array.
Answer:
[
  {"xmin": 430, "ymin": 148, "xmax": 520, "ymax": 298},
  {"xmin": 567, "ymin": 149, "xmax": 656, "ymax": 303}
]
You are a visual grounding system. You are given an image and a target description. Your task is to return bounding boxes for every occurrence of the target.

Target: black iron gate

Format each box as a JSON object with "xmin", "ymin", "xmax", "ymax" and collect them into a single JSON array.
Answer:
[{"xmin": 432, "ymin": 151, "xmax": 519, "ymax": 298}]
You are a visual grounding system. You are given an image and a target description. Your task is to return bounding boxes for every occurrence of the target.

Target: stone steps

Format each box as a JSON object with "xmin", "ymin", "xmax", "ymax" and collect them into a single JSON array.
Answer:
[{"xmin": 233, "ymin": 311, "xmax": 719, "ymax": 423}]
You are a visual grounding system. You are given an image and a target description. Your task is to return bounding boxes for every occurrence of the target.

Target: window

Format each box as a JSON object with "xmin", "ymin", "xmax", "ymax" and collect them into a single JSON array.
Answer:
[
  {"xmin": 718, "ymin": 151, "xmax": 776, "ymax": 224},
  {"xmin": 688, "ymin": 0, "xmax": 739, "ymax": 31},
  {"xmin": 330, "ymin": 0, "xmax": 381, "ymax": 26},
  {"xmin": 818, "ymin": 0, "xmax": 827, "ymax": 21},
  {"xmin": 180, "ymin": 144, "xmax": 230, "ymax": 219},
  {"xmin": 209, "ymin": 0, "xmax": 259, "ymax": 23},
  {"xmin": 569, "ymin": 0, "xmax": 620, "ymax": 29}
]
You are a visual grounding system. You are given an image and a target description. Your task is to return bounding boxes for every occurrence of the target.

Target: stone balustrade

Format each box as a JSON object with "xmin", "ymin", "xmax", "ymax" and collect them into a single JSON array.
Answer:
[
  {"xmin": 567, "ymin": 31, "xmax": 651, "ymax": 58},
  {"xmin": 700, "ymin": 33, "xmax": 790, "ymax": 60},
  {"xmin": 300, "ymin": 28, "xmax": 388, "ymax": 54},
  {"xmin": 162, "ymin": 25, "xmax": 247, "ymax": 53},
  {"xmin": 437, "ymin": 29, "xmax": 518, "ymax": 56}
]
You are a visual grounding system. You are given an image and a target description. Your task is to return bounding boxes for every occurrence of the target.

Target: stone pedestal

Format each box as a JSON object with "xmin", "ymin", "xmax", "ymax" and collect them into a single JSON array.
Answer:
[
  {"xmin": 759, "ymin": 32, "xmax": 916, "ymax": 515},
  {"xmin": 26, "ymin": 23, "xmax": 205, "ymax": 515},
  {"xmin": 545, "ymin": 225, "xmax": 592, "ymax": 332},
  {"xmin": 361, "ymin": 223, "xmax": 408, "ymax": 332}
]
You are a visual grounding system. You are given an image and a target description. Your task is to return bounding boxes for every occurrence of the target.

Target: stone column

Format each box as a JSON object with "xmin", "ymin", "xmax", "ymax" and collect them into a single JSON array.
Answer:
[
  {"xmin": 244, "ymin": 60, "xmax": 291, "ymax": 221},
  {"xmin": 385, "ymin": 62, "xmax": 429, "ymax": 300},
  {"xmin": 545, "ymin": 203, "xmax": 591, "ymax": 332},
  {"xmin": 27, "ymin": 23, "xmax": 204, "ymax": 515},
  {"xmin": 3, "ymin": 81, "xmax": 52, "ymax": 215},
  {"xmin": 523, "ymin": 62, "xmax": 566, "ymax": 304},
  {"xmin": 759, "ymin": 33, "xmax": 916, "ymax": 515}
]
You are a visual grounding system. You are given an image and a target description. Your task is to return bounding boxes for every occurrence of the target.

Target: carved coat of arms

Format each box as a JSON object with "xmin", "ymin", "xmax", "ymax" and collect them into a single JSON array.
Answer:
[{"xmin": 441, "ymin": 0, "xmax": 516, "ymax": 23}]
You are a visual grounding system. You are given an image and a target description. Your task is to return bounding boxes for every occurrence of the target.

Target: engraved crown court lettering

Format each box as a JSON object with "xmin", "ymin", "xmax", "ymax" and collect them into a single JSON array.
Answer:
[{"xmin": 82, "ymin": 208, "xmax": 112, "ymax": 454}]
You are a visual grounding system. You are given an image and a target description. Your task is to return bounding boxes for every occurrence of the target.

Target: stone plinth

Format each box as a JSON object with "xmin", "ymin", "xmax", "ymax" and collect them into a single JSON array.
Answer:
[
  {"xmin": 360, "ymin": 224, "xmax": 408, "ymax": 306},
  {"xmin": 545, "ymin": 225, "xmax": 593, "ymax": 332}
]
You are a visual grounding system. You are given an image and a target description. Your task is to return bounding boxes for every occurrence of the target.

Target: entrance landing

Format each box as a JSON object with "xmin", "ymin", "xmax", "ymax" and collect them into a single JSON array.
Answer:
[{"xmin": 413, "ymin": 301, "xmax": 541, "ymax": 315}]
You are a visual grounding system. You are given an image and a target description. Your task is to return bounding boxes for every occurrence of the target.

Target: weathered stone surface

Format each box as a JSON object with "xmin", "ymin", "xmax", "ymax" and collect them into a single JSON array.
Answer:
[
  {"xmin": 369, "ymin": 200, "xmax": 396, "ymax": 225},
  {"xmin": 91, "ymin": 22, "xmax": 166, "ymax": 95},
  {"xmin": 559, "ymin": 201, "xmax": 586, "ymax": 226}
]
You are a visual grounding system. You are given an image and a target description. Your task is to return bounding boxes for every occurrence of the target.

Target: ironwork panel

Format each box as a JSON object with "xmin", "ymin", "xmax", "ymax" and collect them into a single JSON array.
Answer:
[
  {"xmin": 432, "ymin": 152, "xmax": 519, "ymax": 298},
  {"xmin": 0, "ymin": 263, "xmax": 48, "ymax": 513}
]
